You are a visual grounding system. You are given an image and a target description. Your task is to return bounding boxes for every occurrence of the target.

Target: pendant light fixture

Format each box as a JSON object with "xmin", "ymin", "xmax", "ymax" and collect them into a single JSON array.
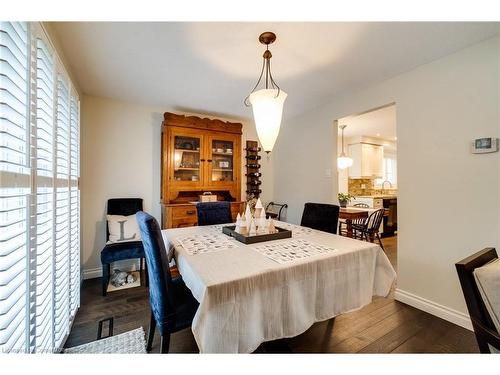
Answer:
[
  {"xmin": 337, "ymin": 125, "xmax": 353, "ymax": 169},
  {"xmin": 245, "ymin": 32, "xmax": 287, "ymax": 153}
]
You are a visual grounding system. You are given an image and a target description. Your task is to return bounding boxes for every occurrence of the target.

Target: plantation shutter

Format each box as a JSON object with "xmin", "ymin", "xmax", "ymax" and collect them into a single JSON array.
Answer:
[
  {"xmin": 68, "ymin": 92, "xmax": 79, "ymax": 317},
  {"xmin": 33, "ymin": 35, "xmax": 55, "ymax": 352},
  {"xmin": 0, "ymin": 22, "xmax": 80, "ymax": 353},
  {"xmin": 53, "ymin": 72, "xmax": 70, "ymax": 349},
  {"xmin": 0, "ymin": 21, "xmax": 30, "ymax": 353}
]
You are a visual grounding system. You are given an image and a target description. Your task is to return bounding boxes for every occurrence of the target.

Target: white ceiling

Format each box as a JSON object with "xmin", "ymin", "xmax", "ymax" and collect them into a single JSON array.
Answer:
[
  {"xmin": 339, "ymin": 104, "xmax": 397, "ymax": 140},
  {"xmin": 51, "ymin": 22, "xmax": 500, "ymax": 120}
]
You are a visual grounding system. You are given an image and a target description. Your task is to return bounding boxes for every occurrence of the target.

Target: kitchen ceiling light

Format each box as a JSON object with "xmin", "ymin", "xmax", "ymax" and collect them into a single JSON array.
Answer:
[
  {"xmin": 337, "ymin": 125, "xmax": 353, "ymax": 170},
  {"xmin": 245, "ymin": 32, "xmax": 287, "ymax": 153}
]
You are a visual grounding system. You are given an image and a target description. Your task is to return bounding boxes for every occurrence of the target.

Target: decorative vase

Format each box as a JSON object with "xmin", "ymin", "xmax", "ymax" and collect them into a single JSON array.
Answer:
[{"xmin": 339, "ymin": 201, "xmax": 347, "ymax": 208}]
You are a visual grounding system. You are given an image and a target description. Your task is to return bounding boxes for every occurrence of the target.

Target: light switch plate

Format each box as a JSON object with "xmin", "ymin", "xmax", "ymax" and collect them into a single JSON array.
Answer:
[{"xmin": 325, "ymin": 168, "xmax": 332, "ymax": 178}]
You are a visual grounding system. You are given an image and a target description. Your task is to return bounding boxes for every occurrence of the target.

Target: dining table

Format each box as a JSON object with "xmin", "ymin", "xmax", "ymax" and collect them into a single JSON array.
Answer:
[{"xmin": 161, "ymin": 220, "xmax": 397, "ymax": 353}]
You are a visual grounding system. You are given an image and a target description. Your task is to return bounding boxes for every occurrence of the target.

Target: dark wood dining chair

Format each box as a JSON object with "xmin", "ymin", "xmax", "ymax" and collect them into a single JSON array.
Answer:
[
  {"xmin": 352, "ymin": 208, "xmax": 385, "ymax": 250},
  {"xmin": 455, "ymin": 248, "xmax": 500, "ymax": 353},
  {"xmin": 265, "ymin": 202, "xmax": 288, "ymax": 221},
  {"xmin": 136, "ymin": 211, "xmax": 199, "ymax": 353},
  {"xmin": 338, "ymin": 203, "xmax": 370, "ymax": 236},
  {"xmin": 196, "ymin": 201, "xmax": 232, "ymax": 226},
  {"xmin": 300, "ymin": 203, "xmax": 339, "ymax": 235}
]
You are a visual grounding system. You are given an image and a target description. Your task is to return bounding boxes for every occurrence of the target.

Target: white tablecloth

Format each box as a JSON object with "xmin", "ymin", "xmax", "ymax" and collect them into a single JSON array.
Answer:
[{"xmin": 161, "ymin": 222, "xmax": 396, "ymax": 353}]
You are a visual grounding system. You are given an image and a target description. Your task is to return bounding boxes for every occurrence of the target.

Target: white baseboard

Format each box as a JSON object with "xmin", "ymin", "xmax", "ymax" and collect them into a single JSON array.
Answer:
[
  {"xmin": 394, "ymin": 288, "xmax": 473, "ymax": 331},
  {"xmin": 82, "ymin": 259, "xmax": 141, "ymax": 280}
]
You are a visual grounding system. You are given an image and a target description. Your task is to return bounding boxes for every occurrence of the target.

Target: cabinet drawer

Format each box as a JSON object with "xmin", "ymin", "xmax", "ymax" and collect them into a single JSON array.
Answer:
[
  {"xmin": 171, "ymin": 206, "xmax": 198, "ymax": 219},
  {"xmin": 171, "ymin": 216, "xmax": 198, "ymax": 228}
]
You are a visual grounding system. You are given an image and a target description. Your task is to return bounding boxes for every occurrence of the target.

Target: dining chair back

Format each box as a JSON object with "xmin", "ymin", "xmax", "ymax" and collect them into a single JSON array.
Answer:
[
  {"xmin": 366, "ymin": 208, "xmax": 385, "ymax": 233},
  {"xmin": 136, "ymin": 211, "xmax": 198, "ymax": 353},
  {"xmin": 300, "ymin": 203, "xmax": 340, "ymax": 234},
  {"xmin": 351, "ymin": 208, "xmax": 385, "ymax": 250},
  {"xmin": 106, "ymin": 198, "xmax": 143, "ymax": 241},
  {"xmin": 196, "ymin": 201, "xmax": 232, "ymax": 226},
  {"xmin": 265, "ymin": 202, "xmax": 288, "ymax": 221},
  {"xmin": 455, "ymin": 248, "xmax": 500, "ymax": 353}
]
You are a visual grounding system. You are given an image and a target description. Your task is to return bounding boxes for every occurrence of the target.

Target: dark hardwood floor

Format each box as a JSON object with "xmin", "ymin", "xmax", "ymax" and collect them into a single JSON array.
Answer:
[{"xmin": 65, "ymin": 235, "xmax": 479, "ymax": 353}]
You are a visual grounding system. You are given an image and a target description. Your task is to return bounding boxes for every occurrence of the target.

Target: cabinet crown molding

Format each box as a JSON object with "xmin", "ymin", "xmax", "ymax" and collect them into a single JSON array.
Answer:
[{"xmin": 163, "ymin": 112, "xmax": 243, "ymax": 135}]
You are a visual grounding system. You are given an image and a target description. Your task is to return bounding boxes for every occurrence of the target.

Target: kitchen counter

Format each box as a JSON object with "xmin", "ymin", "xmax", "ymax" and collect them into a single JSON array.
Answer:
[{"xmin": 355, "ymin": 195, "xmax": 397, "ymax": 199}]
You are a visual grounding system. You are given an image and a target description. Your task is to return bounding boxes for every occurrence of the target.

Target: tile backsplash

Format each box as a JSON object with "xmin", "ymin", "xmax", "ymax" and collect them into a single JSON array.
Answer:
[{"xmin": 348, "ymin": 178, "xmax": 398, "ymax": 196}]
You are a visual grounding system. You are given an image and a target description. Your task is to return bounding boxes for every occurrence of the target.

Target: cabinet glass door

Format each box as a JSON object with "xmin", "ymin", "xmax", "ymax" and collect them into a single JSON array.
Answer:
[
  {"xmin": 173, "ymin": 134, "xmax": 202, "ymax": 183},
  {"xmin": 210, "ymin": 138, "xmax": 234, "ymax": 183}
]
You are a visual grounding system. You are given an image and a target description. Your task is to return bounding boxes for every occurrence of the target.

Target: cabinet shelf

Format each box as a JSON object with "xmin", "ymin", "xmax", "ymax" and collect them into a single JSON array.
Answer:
[
  {"xmin": 175, "ymin": 148, "xmax": 200, "ymax": 153},
  {"xmin": 175, "ymin": 167, "xmax": 199, "ymax": 171},
  {"xmin": 212, "ymin": 168, "xmax": 233, "ymax": 172},
  {"xmin": 212, "ymin": 152, "xmax": 233, "ymax": 156}
]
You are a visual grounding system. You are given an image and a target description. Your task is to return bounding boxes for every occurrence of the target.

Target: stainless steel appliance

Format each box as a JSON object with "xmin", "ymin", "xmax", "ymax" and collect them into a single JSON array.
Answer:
[{"xmin": 382, "ymin": 198, "xmax": 397, "ymax": 236}]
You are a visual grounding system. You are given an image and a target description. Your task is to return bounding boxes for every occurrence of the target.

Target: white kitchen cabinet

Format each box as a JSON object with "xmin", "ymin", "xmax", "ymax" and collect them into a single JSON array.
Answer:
[{"xmin": 348, "ymin": 143, "xmax": 384, "ymax": 178}]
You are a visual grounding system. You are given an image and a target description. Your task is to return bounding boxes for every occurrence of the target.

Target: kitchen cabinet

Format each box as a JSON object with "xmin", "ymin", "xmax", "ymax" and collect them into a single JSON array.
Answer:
[{"xmin": 348, "ymin": 143, "xmax": 384, "ymax": 178}]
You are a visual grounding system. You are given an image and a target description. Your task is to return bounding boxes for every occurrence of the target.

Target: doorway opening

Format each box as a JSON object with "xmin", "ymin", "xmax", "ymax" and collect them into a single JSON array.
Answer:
[{"xmin": 335, "ymin": 103, "xmax": 398, "ymax": 269}]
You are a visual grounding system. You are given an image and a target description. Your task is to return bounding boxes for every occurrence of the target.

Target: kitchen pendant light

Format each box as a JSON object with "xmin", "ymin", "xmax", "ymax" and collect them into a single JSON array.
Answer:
[
  {"xmin": 337, "ymin": 125, "xmax": 353, "ymax": 169},
  {"xmin": 245, "ymin": 32, "xmax": 287, "ymax": 153}
]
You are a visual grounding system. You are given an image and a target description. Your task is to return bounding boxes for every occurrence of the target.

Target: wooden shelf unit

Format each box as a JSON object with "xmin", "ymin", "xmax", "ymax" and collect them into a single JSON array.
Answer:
[
  {"xmin": 245, "ymin": 140, "xmax": 262, "ymax": 199},
  {"xmin": 161, "ymin": 112, "xmax": 244, "ymax": 228}
]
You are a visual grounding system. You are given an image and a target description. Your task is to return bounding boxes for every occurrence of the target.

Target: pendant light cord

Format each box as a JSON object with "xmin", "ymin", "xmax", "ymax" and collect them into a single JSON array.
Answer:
[
  {"xmin": 341, "ymin": 126, "xmax": 345, "ymax": 154},
  {"xmin": 339, "ymin": 125, "xmax": 348, "ymax": 155}
]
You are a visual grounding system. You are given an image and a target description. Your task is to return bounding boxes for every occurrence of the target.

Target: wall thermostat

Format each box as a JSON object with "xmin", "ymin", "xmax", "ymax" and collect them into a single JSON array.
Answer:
[{"xmin": 471, "ymin": 137, "xmax": 499, "ymax": 154}]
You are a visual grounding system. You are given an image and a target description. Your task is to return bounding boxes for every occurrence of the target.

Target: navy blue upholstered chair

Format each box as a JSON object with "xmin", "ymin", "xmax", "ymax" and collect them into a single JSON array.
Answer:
[
  {"xmin": 100, "ymin": 198, "xmax": 148, "ymax": 296},
  {"xmin": 136, "ymin": 211, "xmax": 199, "ymax": 353},
  {"xmin": 196, "ymin": 201, "xmax": 232, "ymax": 226},
  {"xmin": 300, "ymin": 202, "xmax": 340, "ymax": 235}
]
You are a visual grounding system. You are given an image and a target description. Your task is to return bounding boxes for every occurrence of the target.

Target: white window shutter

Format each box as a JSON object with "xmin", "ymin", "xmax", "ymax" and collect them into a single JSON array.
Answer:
[
  {"xmin": 0, "ymin": 21, "xmax": 30, "ymax": 353},
  {"xmin": 68, "ymin": 92, "xmax": 80, "ymax": 317},
  {"xmin": 53, "ymin": 72, "xmax": 70, "ymax": 349},
  {"xmin": 0, "ymin": 22, "xmax": 80, "ymax": 353},
  {"xmin": 33, "ymin": 35, "xmax": 55, "ymax": 353}
]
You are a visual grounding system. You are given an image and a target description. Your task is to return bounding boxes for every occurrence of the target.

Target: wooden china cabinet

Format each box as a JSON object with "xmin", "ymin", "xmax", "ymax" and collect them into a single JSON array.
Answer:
[{"xmin": 161, "ymin": 112, "xmax": 244, "ymax": 228}]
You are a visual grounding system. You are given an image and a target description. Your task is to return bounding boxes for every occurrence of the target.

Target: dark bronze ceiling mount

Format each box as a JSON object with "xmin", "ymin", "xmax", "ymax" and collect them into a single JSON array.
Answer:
[
  {"xmin": 259, "ymin": 32, "xmax": 276, "ymax": 45},
  {"xmin": 244, "ymin": 31, "xmax": 282, "ymax": 106}
]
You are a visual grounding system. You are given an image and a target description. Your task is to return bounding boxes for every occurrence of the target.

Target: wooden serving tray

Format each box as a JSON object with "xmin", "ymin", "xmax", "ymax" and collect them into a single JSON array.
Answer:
[{"xmin": 222, "ymin": 225, "xmax": 292, "ymax": 245}]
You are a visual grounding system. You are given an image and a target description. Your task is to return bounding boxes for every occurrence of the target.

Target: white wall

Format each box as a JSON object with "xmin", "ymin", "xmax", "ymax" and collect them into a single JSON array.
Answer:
[
  {"xmin": 81, "ymin": 95, "xmax": 272, "ymax": 278},
  {"xmin": 273, "ymin": 104, "xmax": 338, "ymax": 223},
  {"xmin": 273, "ymin": 35, "xmax": 500, "ymax": 328}
]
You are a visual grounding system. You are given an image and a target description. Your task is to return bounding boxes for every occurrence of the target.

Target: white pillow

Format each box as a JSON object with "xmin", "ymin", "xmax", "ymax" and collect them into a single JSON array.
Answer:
[
  {"xmin": 107, "ymin": 214, "xmax": 142, "ymax": 243},
  {"xmin": 473, "ymin": 258, "xmax": 500, "ymax": 335}
]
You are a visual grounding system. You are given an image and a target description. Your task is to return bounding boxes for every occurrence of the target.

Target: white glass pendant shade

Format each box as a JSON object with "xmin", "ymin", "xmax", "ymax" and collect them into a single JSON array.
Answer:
[
  {"xmin": 249, "ymin": 88, "xmax": 287, "ymax": 152},
  {"xmin": 337, "ymin": 154, "xmax": 353, "ymax": 169}
]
